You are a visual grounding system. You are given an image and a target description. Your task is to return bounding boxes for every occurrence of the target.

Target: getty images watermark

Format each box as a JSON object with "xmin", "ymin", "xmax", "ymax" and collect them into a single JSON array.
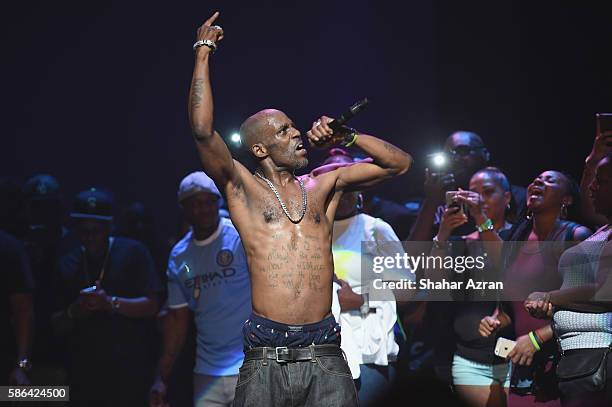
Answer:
[
  {"xmin": 370, "ymin": 251, "xmax": 501, "ymax": 291},
  {"xmin": 361, "ymin": 240, "xmax": 612, "ymax": 302}
]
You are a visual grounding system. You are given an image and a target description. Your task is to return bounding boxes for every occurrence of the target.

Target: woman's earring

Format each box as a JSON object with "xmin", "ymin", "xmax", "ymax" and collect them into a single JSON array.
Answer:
[
  {"xmin": 526, "ymin": 209, "xmax": 533, "ymax": 220},
  {"xmin": 561, "ymin": 203, "xmax": 568, "ymax": 220},
  {"xmin": 356, "ymin": 193, "xmax": 364, "ymax": 211}
]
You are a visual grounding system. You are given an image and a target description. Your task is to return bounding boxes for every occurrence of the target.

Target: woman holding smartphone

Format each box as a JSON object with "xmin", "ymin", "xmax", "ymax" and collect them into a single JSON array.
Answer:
[{"xmin": 431, "ymin": 167, "xmax": 515, "ymax": 407}]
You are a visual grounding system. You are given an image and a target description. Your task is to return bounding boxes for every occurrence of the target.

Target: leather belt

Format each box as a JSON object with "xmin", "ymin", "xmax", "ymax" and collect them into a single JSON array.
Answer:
[{"xmin": 244, "ymin": 344, "xmax": 343, "ymax": 363}]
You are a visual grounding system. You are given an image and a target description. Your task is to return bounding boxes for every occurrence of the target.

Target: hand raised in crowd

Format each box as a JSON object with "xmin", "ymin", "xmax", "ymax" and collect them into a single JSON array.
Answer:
[
  {"xmin": 436, "ymin": 206, "xmax": 467, "ymax": 242},
  {"xmin": 586, "ymin": 129, "xmax": 612, "ymax": 166},
  {"xmin": 507, "ymin": 334, "xmax": 537, "ymax": 366},
  {"xmin": 424, "ymin": 168, "xmax": 455, "ymax": 204},
  {"xmin": 194, "ymin": 11, "xmax": 224, "ymax": 57},
  {"xmin": 478, "ymin": 315, "xmax": 501, "ymax": 337},
  {"xmin": 80, "ymin": 280, "xmax": 111, "ymax": 313},
  {"xmin": 524, "ymin": 291, "xmax": 553, "ymax": 319},
  {"xmin": 336, "ymin": 279, "xmax": 364, "ymax": 312},
  {"xmin": 307, "ymin": 116, "xmax": 346, "ymax": 148},
  {"xmin": 149, "ymin": 376, "xmax": 169, "ymax": 407},
  {"xmin": 453, "ymin": 189, "xmax": 486, "ymax": 223},
  {"xmin": 479, "ymin": 307, "xmax": 510, "ymax": 337}
]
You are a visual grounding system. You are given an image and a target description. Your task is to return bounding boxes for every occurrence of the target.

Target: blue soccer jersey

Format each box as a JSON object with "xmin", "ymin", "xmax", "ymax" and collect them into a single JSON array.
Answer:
[{"xmin": 167, "ymin": 217, "xmax": 251, "ymax": 376}]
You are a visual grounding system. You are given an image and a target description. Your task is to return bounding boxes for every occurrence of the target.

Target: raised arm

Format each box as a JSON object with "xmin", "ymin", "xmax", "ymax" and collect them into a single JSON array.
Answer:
[
  {"xmin": 580, "ymin": 130, "xmax": 612, "ymax": 229},
  {"xmin": 307, "ymin": 116, "xmax": 412, "ymax": 191},
  {"xmin": 189, "ymin": 12, "xmax": 238, "ymax": 188}
]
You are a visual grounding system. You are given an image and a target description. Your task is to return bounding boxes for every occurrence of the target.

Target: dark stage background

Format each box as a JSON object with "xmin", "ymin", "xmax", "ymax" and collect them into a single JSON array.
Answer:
[{"xmin": 2, "ymin": 0, "xmax": 611, "ymax": 239}]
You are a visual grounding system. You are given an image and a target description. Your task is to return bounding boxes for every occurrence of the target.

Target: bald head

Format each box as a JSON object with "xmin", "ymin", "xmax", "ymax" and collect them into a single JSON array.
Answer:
[
  {"xmin": 240, "ymin": 109, "xmax": 289, "ymax": 150},
  {"xmin": 444, "ymin": 131, "xmax": 485, "ymax": 151},
  {"xmin": 238, "ymin": 109, "xmax": 308, "ymax": 170}
]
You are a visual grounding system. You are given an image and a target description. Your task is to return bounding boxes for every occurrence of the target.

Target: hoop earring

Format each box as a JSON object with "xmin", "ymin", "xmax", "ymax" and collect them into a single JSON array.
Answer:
[
  {"xmin": 356, "ymin": 193, "xmax": 364, "ymax": 211},
  {"xmin": 526, "ymin": 209, "xmax": 533, "ymax": 220},
  {"xmin": 561, "ymin": 203, "xmax": 568, "ymax": 220}
]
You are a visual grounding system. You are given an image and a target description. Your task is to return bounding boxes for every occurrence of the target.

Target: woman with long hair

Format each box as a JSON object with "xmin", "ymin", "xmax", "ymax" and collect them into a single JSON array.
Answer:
[{"xmin": 480, "ymin": 170, "xmax": 591, "ymax": 407}]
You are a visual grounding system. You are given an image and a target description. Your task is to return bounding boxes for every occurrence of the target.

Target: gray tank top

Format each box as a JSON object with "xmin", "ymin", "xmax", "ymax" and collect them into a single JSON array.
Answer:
[{"xmin": 553, "ymin": 226, "xmax": 612, "ymax": 351}]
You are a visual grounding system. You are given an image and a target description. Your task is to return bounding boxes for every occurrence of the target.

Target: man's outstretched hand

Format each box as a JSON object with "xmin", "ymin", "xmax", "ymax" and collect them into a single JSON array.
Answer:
[{"xmin": 195, "ymin": 11, "xmax": 224, "ymax": 56}]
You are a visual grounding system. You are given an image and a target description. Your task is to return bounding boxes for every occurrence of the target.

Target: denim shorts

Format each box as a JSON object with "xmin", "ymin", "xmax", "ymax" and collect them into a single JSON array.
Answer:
[
  {"xmin": 242, "ymin": 312, "xmax": 341, "ymax": 349},
  {"xmin": 452, "ymin": 354, "xmax": 512, "ymax": 387}
]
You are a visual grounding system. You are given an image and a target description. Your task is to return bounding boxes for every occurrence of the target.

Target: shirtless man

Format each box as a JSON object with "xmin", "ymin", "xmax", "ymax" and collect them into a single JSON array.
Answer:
[{"xmin": 189, "ymin": 12, "xmax": 412, "ymax": 407}]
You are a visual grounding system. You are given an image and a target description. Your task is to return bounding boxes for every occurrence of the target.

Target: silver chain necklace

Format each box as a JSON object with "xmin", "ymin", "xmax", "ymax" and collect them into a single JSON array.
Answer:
[{"xmin": 255, "ymin": 171, "xmax": 307, "ymax": 224}]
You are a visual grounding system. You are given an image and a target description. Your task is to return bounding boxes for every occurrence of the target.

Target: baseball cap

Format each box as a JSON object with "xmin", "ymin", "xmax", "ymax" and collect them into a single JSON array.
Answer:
[
  {"xmin": 70, "ymin": 188, "xmax": 113, "ymax": 221},
  {"xmin": 24, "ymin": 174, "xmax": 60, "ymax": 200},
  {"xmin": 178, "ymin": 171, "xmax": 221, "ymax": 203}
]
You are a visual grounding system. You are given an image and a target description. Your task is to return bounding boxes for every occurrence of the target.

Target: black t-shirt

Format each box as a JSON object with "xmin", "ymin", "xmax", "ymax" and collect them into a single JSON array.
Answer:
[
  {"xmin": 58, "ymin": 236, "xmax": 163, "ymax": 390},
  {"xmin": 452, "ymin": 228, "xmax": 515, "ymax": 365},
  {"xmin": 0, "ymin": 230, "xmax": 33, "ymax": 382}
]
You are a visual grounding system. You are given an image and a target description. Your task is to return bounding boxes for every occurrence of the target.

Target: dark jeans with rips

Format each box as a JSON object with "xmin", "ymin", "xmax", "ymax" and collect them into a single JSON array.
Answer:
[{"xmin": 233, "ymin": 313, "xmax": 358, "ymax": 407}]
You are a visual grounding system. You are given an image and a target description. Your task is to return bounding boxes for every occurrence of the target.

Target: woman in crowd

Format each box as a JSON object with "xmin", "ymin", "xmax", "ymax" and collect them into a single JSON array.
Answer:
[
  {"xmin": 525, "ymin": 135, "xmax": 612, "ymax": 406},
  {"xmin": 431, "ymin": 167, "xmax": 515, "ymax": 407},
  {"xmin": 481, "ymin": 169, "xmax": 591, "ymax": 407}
]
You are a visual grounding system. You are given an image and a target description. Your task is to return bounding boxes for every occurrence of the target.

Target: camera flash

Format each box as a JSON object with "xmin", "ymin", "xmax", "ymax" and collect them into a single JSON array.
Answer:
[{"xmin": 432, "ymin": 153, "xmax": 446, "ymax": 167}]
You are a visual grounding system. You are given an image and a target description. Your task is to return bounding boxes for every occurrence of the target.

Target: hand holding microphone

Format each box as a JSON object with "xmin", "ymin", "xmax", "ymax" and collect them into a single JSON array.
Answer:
[{"xmin": 307, "ymin": 98, "xmax": 369, "ymax": 148}]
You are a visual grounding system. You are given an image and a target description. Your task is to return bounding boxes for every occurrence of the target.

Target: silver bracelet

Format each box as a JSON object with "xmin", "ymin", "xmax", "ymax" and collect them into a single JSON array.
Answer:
[{"xmin": 193, "ymin": 39, "xmax": 217, "ymax": 53}]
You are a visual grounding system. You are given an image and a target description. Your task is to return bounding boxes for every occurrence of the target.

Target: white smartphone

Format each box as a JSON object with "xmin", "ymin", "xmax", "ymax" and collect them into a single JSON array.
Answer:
[{"xmin": 494, "ymin": 337, "xmax": 516, "ymax": 358}]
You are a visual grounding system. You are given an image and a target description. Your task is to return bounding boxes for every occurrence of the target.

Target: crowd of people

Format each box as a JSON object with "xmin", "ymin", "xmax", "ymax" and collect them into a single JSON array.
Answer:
[{"xmin": 3, "ymin": 11, "xmax": 612, "ymax": 407}]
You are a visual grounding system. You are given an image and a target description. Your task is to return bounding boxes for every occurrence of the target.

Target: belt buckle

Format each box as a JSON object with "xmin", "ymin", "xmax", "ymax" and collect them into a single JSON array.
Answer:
[{"xmin": 275, "ymin": 347, "xmax": 289, "ymax": 363}]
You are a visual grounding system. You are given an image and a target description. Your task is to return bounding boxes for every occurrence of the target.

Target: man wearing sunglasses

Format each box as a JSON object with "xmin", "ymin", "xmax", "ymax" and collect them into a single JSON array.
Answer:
[{"xmin": 410, "ymin": 130, "xmax": 526, "ymax": 242}]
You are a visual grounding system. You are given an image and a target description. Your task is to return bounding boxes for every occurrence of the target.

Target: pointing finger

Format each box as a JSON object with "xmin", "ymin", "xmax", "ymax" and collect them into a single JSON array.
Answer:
[{"xmin": 204, "ymin": 11, "xmax": 220, "ymax": 26}]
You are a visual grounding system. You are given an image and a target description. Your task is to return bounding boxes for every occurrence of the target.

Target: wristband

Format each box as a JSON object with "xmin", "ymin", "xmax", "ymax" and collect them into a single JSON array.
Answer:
[
  {"xmin": 17, "ymin": 358, "xmax": 32, "ymax": 371},
  {"xmin": 528, "ymin": 331, "xmax": 541, "ymax": 352},
  {"xmin": 193, "ymin": 39, "xmax": 217, "ymax": 53},
  {"xmin": 343, "ymin": 132, "xmax": 358, "ymax": 147},
  {"xmin": 432, "ymin": 235, "xmax": 444, "ymax": 250},
  {"xmin": 533, "ymin": 330, "xmax": 545, "ymax": 346},
  {"xmin": 477, "ymin": 218, "xmax": 494, "ymax": 233}
]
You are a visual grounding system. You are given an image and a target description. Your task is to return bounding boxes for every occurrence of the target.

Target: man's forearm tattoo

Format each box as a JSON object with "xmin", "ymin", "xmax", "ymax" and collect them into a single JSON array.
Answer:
[
  {"xmin": 191, "ymin": 79, "xmax": 204, "ymax": 109},
  {"xmin": 383, "ymin": 141, "xmax": 403, "ymax": 155}
]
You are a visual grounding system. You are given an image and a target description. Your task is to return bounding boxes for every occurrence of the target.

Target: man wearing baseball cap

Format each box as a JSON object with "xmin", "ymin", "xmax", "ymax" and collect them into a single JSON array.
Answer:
[
  {"xmin": 150, "ymin": 172, "xmax": 251, "ymax": 407},
  {"xmin": 56, "ymin": 187, "xmax": 163, "ymax": 406}
]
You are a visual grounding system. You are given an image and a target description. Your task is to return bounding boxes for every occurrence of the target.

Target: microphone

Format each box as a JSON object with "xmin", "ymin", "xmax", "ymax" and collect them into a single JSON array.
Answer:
[{"xmin": 327, "ymin": 98, "xmax": 369, "ymax": 132}]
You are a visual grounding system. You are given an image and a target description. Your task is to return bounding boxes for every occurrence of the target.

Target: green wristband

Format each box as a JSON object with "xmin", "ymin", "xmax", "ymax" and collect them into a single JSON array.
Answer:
[
  {"xmin": 343, "ymin": 132, "xmax": 358, "ymax": 147},
  {"xmin": 528, "ymin": 331, "xmax": 541, "ymax": 352},
  {"xmin": 477, "ymin": 218, "xmax": 494, "ymax": 233}
]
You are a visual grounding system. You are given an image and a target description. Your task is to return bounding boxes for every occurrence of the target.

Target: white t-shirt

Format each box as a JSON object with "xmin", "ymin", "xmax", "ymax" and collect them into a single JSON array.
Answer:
[
  {"xmin": 331, "ymin": 213, "xmax": 414, "ymax": 379},
  {"xmin": 167, "ymin": 218, "xmax": 252, "ymax": 376}
]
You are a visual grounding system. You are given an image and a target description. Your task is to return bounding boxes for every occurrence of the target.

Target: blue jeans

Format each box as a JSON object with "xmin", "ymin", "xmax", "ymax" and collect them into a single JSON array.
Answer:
[
  {"xmin": 355, "ymin": 363, "xmax": 396, "ymax": 406},
  {"xmin": 233, "ymin": 313, "xmax": 358, "ymax": 406}
]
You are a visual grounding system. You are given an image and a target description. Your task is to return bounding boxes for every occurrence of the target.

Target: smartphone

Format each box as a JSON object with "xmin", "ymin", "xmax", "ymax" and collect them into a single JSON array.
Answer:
[
  {"xmin": 81, "ymin": 285, "xmax": 97, "ymax": 293},
  {"xmin": 596, "ymin": 113, "xmax": 612, "ymax": 134},
  {"xmin": 445, "ymin": 191, "xmax": 466, "ymax": 216},
  {"xmin": 494, "ymin": 337, "xmax": 516, "ymax": 358}
]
